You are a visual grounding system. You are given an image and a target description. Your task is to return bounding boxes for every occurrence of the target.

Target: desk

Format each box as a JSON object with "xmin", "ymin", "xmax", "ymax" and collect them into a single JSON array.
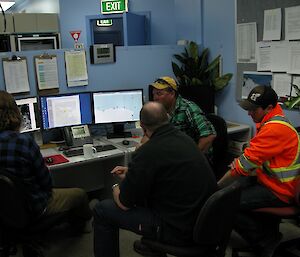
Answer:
[
  {"xmin": 226, "ymin": 121, "xmax": 251, "ymax": 156},
  {"xmin": 40, "ymin": 123, "xmax": 249, "ymax": 193},
  {"xmin": 41, "ymin": 138, "xmax": 128, "ymax": 194}
]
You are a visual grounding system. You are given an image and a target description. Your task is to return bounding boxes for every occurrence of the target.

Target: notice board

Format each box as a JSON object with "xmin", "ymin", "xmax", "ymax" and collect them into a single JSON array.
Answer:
[{"xmin": 236, "ymin": 0, "xmax": 300, "ymax": 100}]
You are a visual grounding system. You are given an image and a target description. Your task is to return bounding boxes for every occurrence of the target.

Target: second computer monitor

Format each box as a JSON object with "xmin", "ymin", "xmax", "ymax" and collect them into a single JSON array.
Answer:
[
  {"xmin": 40, "ymin": 92, "xmax": 93, "ymax": 129},
  {"xmin": 92, "ymin": 89, "xmax": 143, "ymax": 124},
  {"xmin": 92, "ymin": 89, "xmax": 143, "ymax": 138}
]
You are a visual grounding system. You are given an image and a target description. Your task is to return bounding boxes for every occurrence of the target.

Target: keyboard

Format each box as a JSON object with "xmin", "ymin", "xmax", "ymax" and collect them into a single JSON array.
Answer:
[{"xmin": 63, "ymin": 144, "xmax": 117, "ymax": 157}]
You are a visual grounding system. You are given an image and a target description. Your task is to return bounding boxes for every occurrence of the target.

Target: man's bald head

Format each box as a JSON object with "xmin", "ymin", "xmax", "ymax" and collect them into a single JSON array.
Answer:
[{"xmin": 140, "ymin": 101, "xmax": 169, "ymax": 133}]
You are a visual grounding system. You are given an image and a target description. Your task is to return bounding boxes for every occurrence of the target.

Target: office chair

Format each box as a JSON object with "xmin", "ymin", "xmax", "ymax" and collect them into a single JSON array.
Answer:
[
  {"xmin": 232, "ymin": 179, "xmax": 300, "ymax": 257},
  {"xmin": 135, "ymin": 181, "xmax": 241, "ymax": 257},
  {"xmin": 206, "ymin": 113, "xmax": 229, "ymax": 180},
  {"xmin": 0, "ymin": 169, "xmax": 67, "ymax": 257}
]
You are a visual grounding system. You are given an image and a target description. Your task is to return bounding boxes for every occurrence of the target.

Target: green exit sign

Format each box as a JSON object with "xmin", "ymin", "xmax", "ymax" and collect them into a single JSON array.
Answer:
[
  {"xmin": 97, "ymin": 19, "xmax": 113, "ymax": 26},
  {"xmin": 101, "ymin": 0, "xmax": 128, "ymax": 14}
]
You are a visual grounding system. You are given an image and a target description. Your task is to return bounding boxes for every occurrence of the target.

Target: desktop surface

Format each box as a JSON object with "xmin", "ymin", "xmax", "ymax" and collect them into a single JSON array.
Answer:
[{"xmin": 62, "ymin": 144, "xmax": 117, "ymax": 157}]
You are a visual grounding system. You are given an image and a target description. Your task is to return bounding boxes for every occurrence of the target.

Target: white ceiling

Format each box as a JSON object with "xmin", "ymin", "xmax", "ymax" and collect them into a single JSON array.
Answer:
[{"xmin": 9, "ymin": 0, "xmax": 59, "ymax": 13}]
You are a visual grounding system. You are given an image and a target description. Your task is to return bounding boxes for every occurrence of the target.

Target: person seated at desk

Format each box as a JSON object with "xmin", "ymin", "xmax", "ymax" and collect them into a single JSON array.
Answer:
[
  {"xmin": 0, "ymin": 91, "xmax": 92, "ymax": 232},
  {"xmin": 218, "ymin": 85, "xmax": 300, "ymax": 257},
  {"xmin": 92, "ymin": 102, "xmax": 217, "ymax": 257},
  {"xmin": 142, "ymin": 76, "xmax": 216, "ymax": 160}
]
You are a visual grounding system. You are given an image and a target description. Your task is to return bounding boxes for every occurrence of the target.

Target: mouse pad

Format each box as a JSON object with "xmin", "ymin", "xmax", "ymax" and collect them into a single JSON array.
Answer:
[{"xmin": 44, "ymin": 154, "xmax": 69, "ymax": 166}]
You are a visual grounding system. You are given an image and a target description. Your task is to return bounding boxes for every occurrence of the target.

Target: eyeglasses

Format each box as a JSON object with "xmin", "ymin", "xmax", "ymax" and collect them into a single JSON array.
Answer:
[
  {"xmin": 152, "ymin": 89, "xmax": 169, "ymax": 96},
  {"xmin": 154, "ymin": 78, "xmax": 173, "ymax": 87}
]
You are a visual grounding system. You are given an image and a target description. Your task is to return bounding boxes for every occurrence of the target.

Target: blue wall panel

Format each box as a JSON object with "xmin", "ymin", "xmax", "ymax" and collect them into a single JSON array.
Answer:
[{"xmin": 0, "ymin": 46, "xmax": 184, "ymax": 101}]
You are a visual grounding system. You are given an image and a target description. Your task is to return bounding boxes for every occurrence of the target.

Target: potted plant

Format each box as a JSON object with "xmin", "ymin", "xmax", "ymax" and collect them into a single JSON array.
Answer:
[
  {"xmin": 172, "ymin": 41, "xmax": 233, "ymax": 113},
  {"xmin": 284, "ymin": 84, "xmax": 300, "ymax": 110}
]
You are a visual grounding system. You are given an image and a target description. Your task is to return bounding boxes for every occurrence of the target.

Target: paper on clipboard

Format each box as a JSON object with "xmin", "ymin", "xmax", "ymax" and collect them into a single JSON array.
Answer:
[
  {"xmin": 65, "ymin": 50, "xmax": 88, "ymax": 87},
  {"xmin": 35, "ymin": 55, "xmax": 59, "ymax": 90},
  {"xmin": 3, "ymin": 57, "xmax": 30, "ymax": 94}
]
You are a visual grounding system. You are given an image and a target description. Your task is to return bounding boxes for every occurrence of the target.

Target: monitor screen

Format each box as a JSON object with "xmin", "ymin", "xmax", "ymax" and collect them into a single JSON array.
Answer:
[
  {"xmin": 92, "ymin": 89, "xmax": 143, "ymax": 124},
  {"xmin": 16, "ymin": 97, "xmax": 40, "ymax": 133},
  {"xmin": 40, "ymin": 92, "xmax": 93, "ymax": 129}
]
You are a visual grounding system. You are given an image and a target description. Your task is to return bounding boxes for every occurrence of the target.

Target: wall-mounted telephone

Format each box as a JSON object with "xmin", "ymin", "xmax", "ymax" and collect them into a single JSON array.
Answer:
[{"xmin": 63, "ymin": 125, "xmax": 93, "ymax": 147}]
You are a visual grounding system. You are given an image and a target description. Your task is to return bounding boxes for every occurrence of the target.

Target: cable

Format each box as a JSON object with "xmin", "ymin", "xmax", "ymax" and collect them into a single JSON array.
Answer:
[{"xmin": 0, "ymin": 3, "xmax": 6, "ymax": 32}]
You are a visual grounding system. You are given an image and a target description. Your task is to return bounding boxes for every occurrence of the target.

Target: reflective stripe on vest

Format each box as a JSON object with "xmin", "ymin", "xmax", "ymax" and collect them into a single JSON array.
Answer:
[
  {"xmin": 261, "ymin": 116, "xmax": 300, "ymax": 182},
  {"xmin": 238, "ymin": 154, "xmax": 259, "ymax": 173}
]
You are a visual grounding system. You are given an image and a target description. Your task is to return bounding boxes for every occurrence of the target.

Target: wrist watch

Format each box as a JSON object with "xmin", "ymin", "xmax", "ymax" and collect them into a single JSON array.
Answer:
[{"xmin": 111, "ymin": 183, "xmax": 119, "ymax": 190}]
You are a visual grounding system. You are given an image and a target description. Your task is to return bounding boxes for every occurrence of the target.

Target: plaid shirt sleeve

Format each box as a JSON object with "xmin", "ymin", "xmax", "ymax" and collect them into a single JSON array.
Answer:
[
  {"xmin": 171, "ymin": 96, "xmax": 216, "ymax": 143},
  {"xmin": 27, "ymin": 138, "xmax": 53, "ymax": 192},
  {"xmin": 186, "ymin": 104, "xmax": 216, "ymax": 140}
]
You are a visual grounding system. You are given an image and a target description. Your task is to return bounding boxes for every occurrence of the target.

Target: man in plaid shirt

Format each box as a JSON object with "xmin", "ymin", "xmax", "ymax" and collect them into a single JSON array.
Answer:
[
  {"xmin": 149, "ymin": 76, "xmax": 216, "ymax": 158},
  {"xmin": 0, "ymin": 91, "xmax": 92, "ymax": 229}
]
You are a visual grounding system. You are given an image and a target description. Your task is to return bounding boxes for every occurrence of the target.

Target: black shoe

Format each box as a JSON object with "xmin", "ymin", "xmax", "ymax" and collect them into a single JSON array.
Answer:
[{"xmin": 133, "ymin": 240, "xmax": 167, "ymax": 257}]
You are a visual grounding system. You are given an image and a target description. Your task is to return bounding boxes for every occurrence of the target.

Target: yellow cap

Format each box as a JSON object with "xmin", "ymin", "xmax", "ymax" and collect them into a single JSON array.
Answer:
[{"xmin": 151, "ymin": 76, "xmax": 178, "ymax": 91}]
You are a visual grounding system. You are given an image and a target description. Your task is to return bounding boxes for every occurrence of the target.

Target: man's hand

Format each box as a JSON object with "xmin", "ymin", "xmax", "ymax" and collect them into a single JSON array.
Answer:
[
  {"xmin": 111, "ymin": 166, "xmax": 128, "ymax": 180},
  {"xmin": 198, "ymin": 134, "xmax": 216, "ymax": 153},
  {"xmin": 112, "ymin": 184, "xmax": 129, "ymax": 211}
]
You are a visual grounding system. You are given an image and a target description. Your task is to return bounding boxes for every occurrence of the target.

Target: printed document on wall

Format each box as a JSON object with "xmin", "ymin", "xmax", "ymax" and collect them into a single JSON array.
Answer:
[
  {"xmin": 273, "ymin": 73, "xmax": 292, "ymax": 97},
  {"xmin": 35, "ymin": 56, "xmax": 59, "ymax": 90},
  {"xmin": 263, "ymin": 8, "xmax": 281, "ymax": 41},
  {"xmin": 285, "ymin": 6, "xmax": 300, "ymax": 40},
  {"xmin": 3, "ymin": 58, "xmax": 30, "ymax": 94},
  {"xmin": 237, "ymin": 22, "xmax": 257, "ymax": 63},
  {"xmin": 65, "ymin": 50, "xmax": 88, "ymax": 87},
  {"xmin": 270, "ymin": 41, "xmax": 289, "ymax": 72},
  {"xmin": 257, "ymin": 41, "xmax": 271, "ymax": 71},
  {"xmin": 287, "ymin": 42, "xmax": 300, "ymax": 74}
]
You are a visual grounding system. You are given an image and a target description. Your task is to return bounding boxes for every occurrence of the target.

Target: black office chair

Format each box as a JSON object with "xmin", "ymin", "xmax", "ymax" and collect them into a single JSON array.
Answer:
[
  {"xmin": 206, "ymin": 113, "xmax": 229, "ymax": 180},
  {"xmin": 135, "ymin": 181, "xmax": 241, "ymax": 257},
  {"xmin": 0, "ymin": 169, "xmax": 67, "ymax": 257},
  {"xmin": 232, "ymin": 179, "xmax": 300, "ymax": 257}
]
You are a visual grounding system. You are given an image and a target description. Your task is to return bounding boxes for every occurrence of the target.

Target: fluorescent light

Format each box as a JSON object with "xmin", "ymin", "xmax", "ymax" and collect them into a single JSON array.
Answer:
[{"xmin": 0, "ymin": 1, "xmax": 15, "ymax": 11}]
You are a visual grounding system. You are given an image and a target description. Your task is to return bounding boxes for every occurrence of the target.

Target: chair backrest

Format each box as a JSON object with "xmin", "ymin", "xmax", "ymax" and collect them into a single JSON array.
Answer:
[
  {"xmin": 193, "ymin": 181, "xmax": 241, "ymax": 254},
  {"xmin": 0, "ymin": 169, "xmax": 31, "ymax": 229},
  {"xmin": 206, "ymin": 113, "xmax": 229, "ymax": 179}
]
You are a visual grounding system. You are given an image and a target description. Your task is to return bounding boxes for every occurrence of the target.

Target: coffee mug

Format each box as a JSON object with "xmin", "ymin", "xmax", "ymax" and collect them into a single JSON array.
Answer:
[{"xmin": 83, "ymin": 144, "xmax": 97, "ymax": 159}]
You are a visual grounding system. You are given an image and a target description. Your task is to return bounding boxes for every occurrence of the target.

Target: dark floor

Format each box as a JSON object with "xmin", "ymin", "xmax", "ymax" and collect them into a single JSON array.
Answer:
[{"xmin": 11, "ymin": 219, "xmax": 300, "ymax": 257}]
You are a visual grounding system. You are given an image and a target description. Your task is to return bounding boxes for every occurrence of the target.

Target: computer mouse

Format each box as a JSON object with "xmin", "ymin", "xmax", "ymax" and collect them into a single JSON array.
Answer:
[
  {"xmin": 45, "ymin": 157, "xmax": 53, "ymax": 164},
  {"xmin": 122, "ymin": 140, "xmax": 130, "ymax": 146}
]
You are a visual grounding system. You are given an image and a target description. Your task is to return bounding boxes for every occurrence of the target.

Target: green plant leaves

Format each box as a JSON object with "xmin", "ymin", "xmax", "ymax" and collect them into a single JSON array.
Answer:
[
  {"xmin": 206, "ymin": 55, "xmax": 221, "ymax": 73},
  {"xmin": 214, "ymin": 73, "xmax": 233, "ymax": 91},
  {"xmin": 189, "ymin": 41, "xmax": 199, "ymax": 59},
  {"xmin": 284, "ymin": 84, "xmax": 300, "ymax": 110},
  {"xmin": 174, "ymin": 54, "xmax": 186, "ymax": 64},
  {"xmin": 172, "ymin": 41, "xmax": 232, "ymax": 91},
  {"xmin": 284, "ymin": 97, "xmax": 300, "ymax": 109}
]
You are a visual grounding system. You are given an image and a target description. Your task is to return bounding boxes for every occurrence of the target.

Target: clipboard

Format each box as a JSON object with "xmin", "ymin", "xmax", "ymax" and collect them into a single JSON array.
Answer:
[
  {"xmin": 64, "ymin": 50, "xmax": 88, "ymax": 87},
  {"xmin": 34, "ymin": 53, "xmax": 59, "ymax": 96},
  {"xmin": 2, "ymin": 55, "xmax": 30, "ymax": 95}
]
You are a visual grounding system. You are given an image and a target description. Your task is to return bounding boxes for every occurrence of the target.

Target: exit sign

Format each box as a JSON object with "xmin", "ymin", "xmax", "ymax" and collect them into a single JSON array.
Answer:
[
  {"xmin": 101, "ymin": 0, "xmax": 128, "ymax": 14},
  {"xmin": 97, "ymin": 19, "xmax": 113, "ymax": 26}
]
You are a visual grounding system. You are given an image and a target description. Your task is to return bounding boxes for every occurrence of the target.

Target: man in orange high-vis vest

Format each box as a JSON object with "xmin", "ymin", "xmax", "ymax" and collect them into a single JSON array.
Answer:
[{"xmin": 218, "ymin": 85, "xmax": 300, "ymax": 257}]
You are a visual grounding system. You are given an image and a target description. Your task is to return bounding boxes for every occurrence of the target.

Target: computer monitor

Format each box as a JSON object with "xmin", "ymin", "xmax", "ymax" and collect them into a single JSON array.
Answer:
[
  {"xmin": 92, "ymin": 89, "xmax": 143, "ymax": 138},
  {"xmin": 15, "ymin": 97, "xmax": 40, "ymax": 133},
  {"xmin": 40, "ymin": 92, "xmax": 93, "ymax": 129}
]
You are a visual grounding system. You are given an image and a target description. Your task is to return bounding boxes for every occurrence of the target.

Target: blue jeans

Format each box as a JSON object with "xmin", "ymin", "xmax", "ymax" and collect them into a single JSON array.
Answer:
[
  {"xmin": 93, "ymin": 199, "xmax": 161, "ymax": 257},
  {"xmin": 234, "ymin": 177, "xmax": 289, "ymax": 246}
]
